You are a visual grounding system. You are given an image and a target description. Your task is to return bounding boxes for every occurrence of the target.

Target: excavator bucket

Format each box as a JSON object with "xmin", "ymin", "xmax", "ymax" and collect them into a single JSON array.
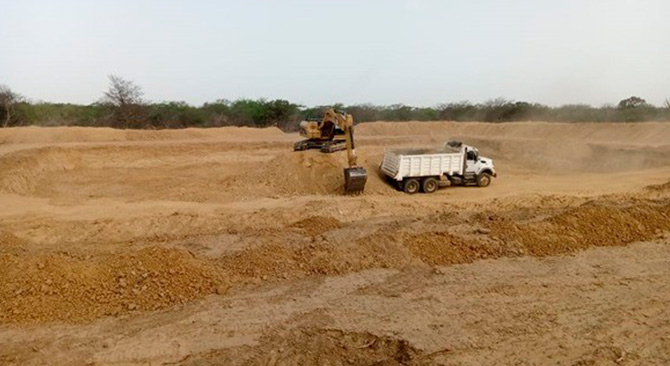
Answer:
[{"xmin": 344, "ymin": 167, "xmax": 367, "ymax": 193}]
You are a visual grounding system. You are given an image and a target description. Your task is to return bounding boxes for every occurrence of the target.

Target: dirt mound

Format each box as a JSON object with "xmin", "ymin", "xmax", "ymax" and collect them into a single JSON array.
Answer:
[
  {"xmin": 482, "ymin": 200, "xmax": 670, "ymax": 257},
  {"xmin": 646, "ymin": 180, "xmax": 670, "ymax": 192},
  {"xmin": 290, "ymin": 216, "xmax": 344, "ymax": 237},
  {"xmin": 218, "ymin": 232, "xmax": 411, "ymax": 284},
  {"xmin": 226, "ymin": 150, "xmax": 395, "ymax": 196},
  {"xmin": 0, "ymin": 246, "xmax": 226, "ymax": 324},
  {"xmin": 226, "ymin": 151, "xmax": 347, "ymax": 195},
  {"xmin": 0, "ymin": 126, "xmax": 284, "ymax": 144},
  {"xmin": 399, "ymin": 199, "xmax": 670, "ymax": 266},
  {"xmin": 0, "ymin": 231, "xmax": 27, "ymax": 255},
  {"xmin": 184, "ymin": 328, "xmax": 421, "ymax": 366},
  {"xmin": 0, "ymin": 231, "xmax": 26, "ymax": 246},
  {"xmin": 403, "ymin": 231, "xmax": 515, "ymax": 265}
]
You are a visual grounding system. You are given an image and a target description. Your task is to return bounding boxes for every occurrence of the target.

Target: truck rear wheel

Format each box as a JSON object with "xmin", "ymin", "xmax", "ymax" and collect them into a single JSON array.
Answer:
[
  {"xmin": 403, "ymin": 179, "xmax": 420, "ymax": 194},
  {"xmin": 422, "ymin": 177, "xmax": 438, "ymax": 193},
  {"xmin": 477, "ymin": 173, "xmax": 492, "ymax": 187}
]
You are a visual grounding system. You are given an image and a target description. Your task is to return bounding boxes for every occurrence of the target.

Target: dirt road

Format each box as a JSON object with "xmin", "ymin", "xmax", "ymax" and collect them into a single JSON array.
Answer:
[{"xmin": 1, "ymin": 122, "xmax": 669, "ymax": 365}]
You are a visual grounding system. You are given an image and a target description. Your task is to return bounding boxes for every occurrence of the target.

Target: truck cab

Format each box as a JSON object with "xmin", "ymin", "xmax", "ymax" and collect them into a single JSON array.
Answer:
[{"xmin": 461, "ymin": 145, "xmax": 497, "ymax": 187}]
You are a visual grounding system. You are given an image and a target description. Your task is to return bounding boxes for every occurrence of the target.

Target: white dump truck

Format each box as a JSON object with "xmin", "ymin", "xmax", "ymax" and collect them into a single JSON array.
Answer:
[{"xmin": 380, "ymin": 141, "xmax": 496, "ymax": 194}]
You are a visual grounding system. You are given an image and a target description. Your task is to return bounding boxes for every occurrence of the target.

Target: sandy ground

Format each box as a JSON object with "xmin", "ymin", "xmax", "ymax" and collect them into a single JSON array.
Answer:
[{"xmin": 1, "ymin": 122, "xmax": 669, "ymax": 365}]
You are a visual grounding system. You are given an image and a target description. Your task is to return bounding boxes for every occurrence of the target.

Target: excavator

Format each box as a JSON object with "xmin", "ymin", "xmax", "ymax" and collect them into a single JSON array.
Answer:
[{"xmin": 293, "ymin": 108, "xmax": 367, "ymax": 193}]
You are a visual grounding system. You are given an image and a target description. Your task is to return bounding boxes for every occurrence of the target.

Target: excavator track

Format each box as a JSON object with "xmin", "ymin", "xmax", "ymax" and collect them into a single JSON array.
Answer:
[
  {"xmin": 293, "ymin": 139, "xmax": 346, "ymax": 153},
  {"xmin": 320, "ymin": 140, "xmax": 346, "ymax": 153}
]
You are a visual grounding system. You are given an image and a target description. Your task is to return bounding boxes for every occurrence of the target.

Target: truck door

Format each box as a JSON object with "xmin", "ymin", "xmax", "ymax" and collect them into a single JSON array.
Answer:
[{"xmin": 465, "ymin": 148, "xmax": 478, "ymax": 174}]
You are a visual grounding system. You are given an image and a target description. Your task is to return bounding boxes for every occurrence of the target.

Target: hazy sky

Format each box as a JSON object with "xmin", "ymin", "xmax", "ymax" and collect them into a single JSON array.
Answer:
[{"xmin": 1, "ymin": 0, "xmax": 668, "ymax": 106}]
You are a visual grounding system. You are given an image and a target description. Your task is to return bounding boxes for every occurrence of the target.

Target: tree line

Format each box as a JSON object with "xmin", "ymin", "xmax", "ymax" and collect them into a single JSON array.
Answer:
[{"xmin": 1, "ymin": 76, "xmax": 669, "ymax": 130}]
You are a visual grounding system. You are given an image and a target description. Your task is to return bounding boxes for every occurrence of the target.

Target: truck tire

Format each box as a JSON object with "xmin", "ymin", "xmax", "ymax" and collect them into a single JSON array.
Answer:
[
  {"xmin": 476, "ymin": 173, "xmax": 492, "ymax": 187},
  {"xmin": 422, "ymin": 177, "xmax": 438, "ymax": 193},
  {"xmin": 403, "ymin": 179, "xmax": 420, "ymax": 194}
]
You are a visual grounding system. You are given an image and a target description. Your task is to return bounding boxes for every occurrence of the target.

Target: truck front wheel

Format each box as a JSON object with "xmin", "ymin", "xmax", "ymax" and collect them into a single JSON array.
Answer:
[
  {"xmin": 422, "ymin": 177, "xmax": 438, "ymax": 193},
  {"xmin": 403, "ymin": 179, "xmax": 420, "ymax": 194},
  {"xmin": 476, "ymin": 173, "xmax": 492, "ymax": 187}
]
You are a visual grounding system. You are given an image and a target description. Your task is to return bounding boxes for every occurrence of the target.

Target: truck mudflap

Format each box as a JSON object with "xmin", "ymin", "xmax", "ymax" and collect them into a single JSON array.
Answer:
[{"xmin": 344, "ymin": 167, "xmax": 367, "ymax": 193}]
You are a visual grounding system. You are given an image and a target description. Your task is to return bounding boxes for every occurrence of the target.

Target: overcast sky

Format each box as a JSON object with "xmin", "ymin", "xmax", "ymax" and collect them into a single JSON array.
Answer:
[{"xmin": 1, "ymin": 0, "xmax": 668, "ymax": 107}]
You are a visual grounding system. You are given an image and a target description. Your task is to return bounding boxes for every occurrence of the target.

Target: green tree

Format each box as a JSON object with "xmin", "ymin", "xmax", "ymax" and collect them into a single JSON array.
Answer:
[
  {"xmin": 617, "ymin": 96, "xmax": 655, "ymax": 122},
  {"xmin": 201, "ymin": 99, "xmax": 232, "ymax": 126},
  {"xmin": 617, "ymin": 96, "xmax": 649, "ymax": 109},
  {"xmin": 229, "ymin": 99, "xmax": 268, "ymax": 126},
  {"xmin": 265, "ymin": 99, "xmax": 300, "ymax": 130}
]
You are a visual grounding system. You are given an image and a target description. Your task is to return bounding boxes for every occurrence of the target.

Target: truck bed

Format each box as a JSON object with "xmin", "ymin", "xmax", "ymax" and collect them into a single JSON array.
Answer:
[{"xmin": 381, "ymin": 146, "xmax": 464, "ymax": 181}]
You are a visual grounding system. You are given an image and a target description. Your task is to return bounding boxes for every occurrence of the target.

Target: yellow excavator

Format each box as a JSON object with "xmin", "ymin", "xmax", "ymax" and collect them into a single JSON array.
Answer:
[{"xmin": 293, "ymin": 108, "xmax": 367, "ymax": 193}]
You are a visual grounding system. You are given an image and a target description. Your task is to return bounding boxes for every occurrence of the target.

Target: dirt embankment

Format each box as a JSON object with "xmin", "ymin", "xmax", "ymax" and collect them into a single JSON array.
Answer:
[
  {"xmin": 2, "ymin": 122, "xmax": 669, "ymax": 202},
  {"xmin": 356, "ymin": 121, "xmax": 670, "ymax": 146},
  {"xmin": 0, "ymin": 126, "xmax": 284, "ymax": 144},
  {"xmin": 358, "ymin": 121, "xmax": 670, "ymax": 173}
]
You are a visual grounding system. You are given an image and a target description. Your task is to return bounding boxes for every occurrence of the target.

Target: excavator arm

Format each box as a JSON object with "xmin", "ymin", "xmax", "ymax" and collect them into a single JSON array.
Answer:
[{"xmin": 321, "ymin": 109, "xmax": 368, "ymax": 193}]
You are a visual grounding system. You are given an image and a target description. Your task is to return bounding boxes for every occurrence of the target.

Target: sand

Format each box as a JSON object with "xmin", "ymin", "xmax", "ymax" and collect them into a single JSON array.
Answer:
[{"xmin": 0, "ymin": 122, "xmax": 669, "ymax": 365}]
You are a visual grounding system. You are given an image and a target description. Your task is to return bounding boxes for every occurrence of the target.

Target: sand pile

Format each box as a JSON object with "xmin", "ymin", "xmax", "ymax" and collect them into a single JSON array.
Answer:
[
  {"xmin": 0, "ymin": 246, "xmax": 226, "ymax": 324},
  {"xmin": 290, "ymin": 216, "xmax": 344, "ymax": 237},
  {"xmin": 227, "ymin": 151, "xmax": 348, "ymax": 195},
  {"xmin": 226, "ymin": 150, "xmax": 395, "ymax": 196}
]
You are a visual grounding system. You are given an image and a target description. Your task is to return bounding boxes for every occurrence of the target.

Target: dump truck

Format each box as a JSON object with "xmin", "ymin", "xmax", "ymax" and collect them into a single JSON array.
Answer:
[{"xmin": 380, "ymin": 141, "xmax": 496, "ymax": 194}]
